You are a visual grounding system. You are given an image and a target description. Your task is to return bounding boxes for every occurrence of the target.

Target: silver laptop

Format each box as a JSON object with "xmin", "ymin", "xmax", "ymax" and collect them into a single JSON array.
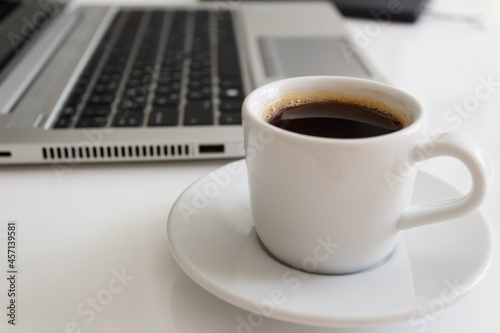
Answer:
[{"xmin": 0, "ymin": 0, "xmax": 384, "ymax": 165}]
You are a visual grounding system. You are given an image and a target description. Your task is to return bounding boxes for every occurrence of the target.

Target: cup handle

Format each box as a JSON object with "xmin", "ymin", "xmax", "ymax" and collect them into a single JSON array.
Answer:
[{"xmin": 398, "ymin": 132, "xmax": 492, "ymax": 230}]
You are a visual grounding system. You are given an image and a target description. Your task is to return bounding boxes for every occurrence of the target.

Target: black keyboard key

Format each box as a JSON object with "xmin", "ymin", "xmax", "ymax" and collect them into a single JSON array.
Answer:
[
  {"xmin": 126, "ymin": 78, "xmax": 143, "ymax": 88},
  {"xmin": 189, "ymin": 76, "xmax": 212, "ymax": 89},
  {"xmin": 157, "ymin": 72, "xmax": 173, "ymax": 85},
  {"xmin": 172, "ymin": 71, "xmax": 184, "ymax": 81},
  {"xmin": 170, "ymin": 81, "xmax": 182, "ymax": 91},
  {"xmin": 61, "ymin": 105, "xmax": 78, "ymax": 117},
  {"xmin": 219, "ymin": 112, "xmax": 242, "ymax": 125},
  {"xmin": 75, "ymin": 116, "xmax": 108, "ymax": 128},
  {"xmin": 54, "ymin": 117, "xmax": 72, "ymax": 129},
  {"xmin": 218, "ymin": 44, "xmax": 241, "ymax": 77},
  {"xmin": 158, "ymin": 71, "xmax": 183, "ymax": 84},
  {"xmin": 219, "ymin": 99, "xmax": 244, "ymax": 112},
  {"xmin": 155, "ymin": 85, "xmax": 170, "ymax": 95},
  {"xmin": 102, "ymin": 64, "xmax": 123, "ymax": 75},
  {"xmin": 112, "ymin": 111, "xmax": 144, "ymax": 127},
  {"xmin": 80, "ymin": 106, "xmax": 112, "ymax": 118},
  {"xmin": 120, "ymin": 99, "xmax": 147, "ymax": 111},
  {"xmin": 162, "ymin": 57, "xmax": 184, "ymax": 68},
  {"xmin": 220, "ymin": 87, "xmax": 243, "ymax": 99},
  {"xmin": 184, "ymin": 100, "xmax": 213, "ymax": 125},
  {"xmin": 93, "ymin": 84, "xmax": 107, "ymax": 93},
  {"xmin": 130, "ymin": 68, "xmax": 146, "ymax": 78},
  {"xmin": 87, "ymin": 93, "xmax": 115, "ymax": 105},
  {"xmin": 96, "ymin": 72, "xmax": 121, "ymax": 84},
  {"xmin": 121, "ymin": 89, "xmax": 148, "ymax": 109},
  {"xmin": 99, "ymin": 73, "xmax": 121, "ymax": 83},
  {"xmin": 97, "ymin": 79, "xmax": 120, "ymax": 92},
  {"xmin": 156, "ymin": 84, "xmax": 180, "ymax": 95},
  {"xmin": 148, "ymin": 107, "xmax": 179, "ymax": 126},
  {"xmin": 190, "ymin": 60, "xmax": 210, "ymax": 71},
  {"xmin": 219, "ymin": 76, "xmax": 242, "ymax": 89},
  {"xmin": 189, "ymin": 69, "xmax": 211, "ymax": 80},
  {"xmin": 154, "ymin": 93, "xmax": 180, "ymax": 106},
  {"xmin": 188, "ymin": 87, "xmax": 212, "ymax": 100}
]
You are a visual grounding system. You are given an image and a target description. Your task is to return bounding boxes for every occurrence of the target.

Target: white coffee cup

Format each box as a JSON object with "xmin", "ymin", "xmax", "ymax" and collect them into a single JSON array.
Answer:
[{"xmin": 242, "ymin": 76, "xmax": 491, "ymax": 275}]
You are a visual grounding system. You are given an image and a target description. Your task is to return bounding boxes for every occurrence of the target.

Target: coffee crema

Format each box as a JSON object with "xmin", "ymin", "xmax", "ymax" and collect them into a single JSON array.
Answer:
[{"xmin": 264, "ymin": 94, "xmax": 407, "ymax": 139}]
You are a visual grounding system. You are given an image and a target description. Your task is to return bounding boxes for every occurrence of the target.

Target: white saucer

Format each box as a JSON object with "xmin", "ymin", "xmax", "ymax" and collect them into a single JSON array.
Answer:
[{"xmin": 167, "ymin": 160, "xmax": 494, "ymax": 327}]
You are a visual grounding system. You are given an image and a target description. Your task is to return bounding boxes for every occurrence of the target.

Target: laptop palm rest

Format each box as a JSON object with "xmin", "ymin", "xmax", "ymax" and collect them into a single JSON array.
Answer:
[{"xmin": 259, "ymin": 37, "xmax": 371, "ymax": 79}]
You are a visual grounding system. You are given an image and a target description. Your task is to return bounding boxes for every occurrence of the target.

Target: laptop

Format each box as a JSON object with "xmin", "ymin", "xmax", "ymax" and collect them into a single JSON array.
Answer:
[{"xmin": 0, "ymin": 0, "xmax": 384, "ymax": 165}]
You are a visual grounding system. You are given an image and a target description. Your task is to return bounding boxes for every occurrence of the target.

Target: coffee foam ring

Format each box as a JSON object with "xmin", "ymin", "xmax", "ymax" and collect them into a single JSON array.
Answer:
[{"xmin": 262, "ymin": 93, "xmax": 410, "ymax": 127}]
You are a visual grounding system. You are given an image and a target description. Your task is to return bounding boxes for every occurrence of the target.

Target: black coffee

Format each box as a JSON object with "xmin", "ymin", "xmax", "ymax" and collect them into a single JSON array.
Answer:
[{"xmin": 267, "ymin": 100, "xmax": 404, "ymax": 139}]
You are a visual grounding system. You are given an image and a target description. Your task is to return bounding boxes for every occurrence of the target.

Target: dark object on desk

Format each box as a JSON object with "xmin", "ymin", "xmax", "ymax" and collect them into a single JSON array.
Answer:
[{"xmin": 330, "ymin": 0, "xmax": 429, "ymax": 23}]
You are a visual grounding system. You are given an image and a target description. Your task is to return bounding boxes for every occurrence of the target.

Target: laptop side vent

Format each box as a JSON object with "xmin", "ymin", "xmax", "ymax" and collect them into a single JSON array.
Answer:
[{"xmin": 41, "ymin": 144, "xmax": 191, "ymax": 161}]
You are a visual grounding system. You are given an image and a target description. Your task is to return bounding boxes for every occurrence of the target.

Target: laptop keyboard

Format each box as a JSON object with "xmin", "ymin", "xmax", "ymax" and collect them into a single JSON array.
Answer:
[{"xmin": 54, "ymin": 10, "xmax": 245, "ymax": 129}]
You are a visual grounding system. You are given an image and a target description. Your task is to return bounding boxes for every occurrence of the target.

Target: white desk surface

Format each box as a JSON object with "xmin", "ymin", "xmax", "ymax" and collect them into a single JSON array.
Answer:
[{"xmin": 1, "ymin": 0, "xmax": 500, "ymax": 332}]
